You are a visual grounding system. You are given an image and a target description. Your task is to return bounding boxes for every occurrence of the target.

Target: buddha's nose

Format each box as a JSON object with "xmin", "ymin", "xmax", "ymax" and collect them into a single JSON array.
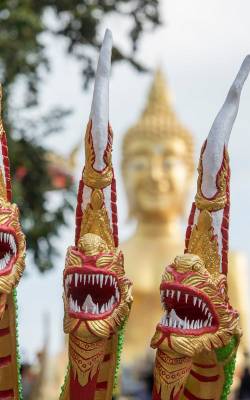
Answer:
[{"xmin": 149, "ymin": 161, "xmax": 164, "ymax": 182}]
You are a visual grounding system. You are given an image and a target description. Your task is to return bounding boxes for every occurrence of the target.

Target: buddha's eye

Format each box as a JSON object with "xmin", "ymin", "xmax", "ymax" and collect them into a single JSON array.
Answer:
[{"xmin": 129, "ymin": 157, "xmax": 148, "ymax": 171}]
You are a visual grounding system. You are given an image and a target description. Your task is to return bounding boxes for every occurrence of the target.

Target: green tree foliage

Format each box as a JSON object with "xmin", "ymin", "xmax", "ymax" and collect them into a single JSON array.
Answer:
[{"xmin": 0, "ymin": 0, "xmax": 161, "ymax": 272}]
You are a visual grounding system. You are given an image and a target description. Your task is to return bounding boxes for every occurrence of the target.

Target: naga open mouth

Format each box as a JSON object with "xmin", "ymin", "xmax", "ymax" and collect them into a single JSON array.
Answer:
[
  {"xmin": 159, "ymin": 283, "xmax": 218, "ymax": 335},
  {"xmin": 64, "ymin": 268, "xmax": 120, "ymax": 320},
  {"xmin": 0, "ymin": 230, "xmax": 18, "ymax": 275}
]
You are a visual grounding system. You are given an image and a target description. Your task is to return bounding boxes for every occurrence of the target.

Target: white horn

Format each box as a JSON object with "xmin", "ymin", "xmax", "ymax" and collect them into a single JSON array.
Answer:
[
  {"xmin": 90, "ymin": 29, "xmax": 112, "ymax": 171},
  {"xmin": 202, "ymin": 55, "xmax": 250, "ymax": 197}
]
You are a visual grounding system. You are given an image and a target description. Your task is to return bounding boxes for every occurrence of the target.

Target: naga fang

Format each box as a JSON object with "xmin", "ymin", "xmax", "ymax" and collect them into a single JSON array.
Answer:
[
  {"xmin": 0, "ymin": 85, "xmax": 26, "ymax": 399},
  {"xmin": 151, "ymin": 56, "xmax": 250, "ymax": 400},
  {"xmin": 59, "ymin": 30, "xmax": 132, "ymax": 400}
]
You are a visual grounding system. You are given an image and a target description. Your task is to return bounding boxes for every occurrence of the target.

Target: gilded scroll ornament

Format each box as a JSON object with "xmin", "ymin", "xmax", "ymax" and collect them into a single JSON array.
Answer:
[
  {"xmin": 83, "ymin": 121, "xmax": 113, "ymax": 189},
  {"xmin": 187, "ymin": 210, "xmax": 221, "ymax": 277},
  {"xmin": 195, "ymin": 143, "xmax": 229, "ymax": 212}
]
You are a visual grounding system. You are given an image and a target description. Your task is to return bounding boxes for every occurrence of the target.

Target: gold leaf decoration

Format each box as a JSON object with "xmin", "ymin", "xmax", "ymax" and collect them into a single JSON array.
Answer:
[
  {"xmin": 195, "ymin": 143, "xmax": 229, "ymax": 211},
  {"xmin": 80, "ymin": 189, "xmax": 114, "ymax": 250},
  {"xmin": 187, "ymin": 210, "xmax": 220, "ymax": 276}
]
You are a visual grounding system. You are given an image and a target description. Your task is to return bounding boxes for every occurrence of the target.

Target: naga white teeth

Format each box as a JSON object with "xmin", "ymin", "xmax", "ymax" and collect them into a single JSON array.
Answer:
[
  {"xmin": 160, "ymin": 286, "xmax": 215, "ymax": 331},
  {"xmin": 160, "ymin": 307, "xmax": 214, "ymax": 331},
  {"xmin": 0, "ymin": 232, "xmax": 17, "ymax": 270},
  {"xmin": 66, "ymin": 272, "xmax": 119, "ymax": 315}
]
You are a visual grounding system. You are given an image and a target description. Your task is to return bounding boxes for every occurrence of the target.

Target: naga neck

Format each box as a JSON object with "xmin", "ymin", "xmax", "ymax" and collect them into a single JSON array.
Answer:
[
  {"xmin": 152, "ymin": 349, "xmax": 192, "ymax": 400},
  {"xmin": 61, "ymin": 332, "xmax": 119, "ymax": 400},
  {"xmin": 153, "ymin": 348, "xmax": 230, "ymax": 400},
  {"xmin": 67, "ymin": 333, "xmax": 107, "ymax": 400},
  {"xmin": 0, "ymin": 292, "xmax": 20, "ymax": 399},
  {"xmin": 183, "ymin": 350, "xmax": 225, "ymax": 400}
]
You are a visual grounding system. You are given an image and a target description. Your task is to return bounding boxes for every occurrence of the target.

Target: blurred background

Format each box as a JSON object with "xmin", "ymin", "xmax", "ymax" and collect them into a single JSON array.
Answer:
[{"xmin": 1, "ymin": 0, "xmax": 250, "ymax": 399}]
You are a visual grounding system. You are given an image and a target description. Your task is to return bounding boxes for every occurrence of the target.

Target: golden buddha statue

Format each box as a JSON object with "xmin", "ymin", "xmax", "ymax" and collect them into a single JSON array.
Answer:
[
  {"xmin": 121, "ymin": 69, "xmax": 195, "ymax": 364},
  {"xmin": 121, "ymin": 70, "xmax": 250, "ymax": 394}
]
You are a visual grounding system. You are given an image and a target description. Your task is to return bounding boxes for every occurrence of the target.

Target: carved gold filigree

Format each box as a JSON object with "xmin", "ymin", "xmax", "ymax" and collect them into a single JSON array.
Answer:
[
  {"xmin": 69, "ymin": 334, "xmax": 107, "ymax": 387},
  {"xmin": 0, "ymin": 170, "xmax": 7, "ymax": 203},
  {"xmin": 195, "ymin": 143, "xmax": 229, "ymax": 211},
  {"xmin": 187, "ymin": 210, "xmax": 220, "ymax": 276},
  {"xmin": 78, "ymin": 233, "xmax": 109, "ymax": 256},
  {"xmin": 65, "ymin": 249, "xmax": 82, "ymax": 266},
  {"xmin": 153, "ymin": 350, "xmax": 192, "ymax": 399},
  {"xmin": 83, "ymin": 121, "xmax": 113, "ymax": 189},
  {"xmin": 80, "ymin": 189, "xmax": 114, "ymax": 250}
]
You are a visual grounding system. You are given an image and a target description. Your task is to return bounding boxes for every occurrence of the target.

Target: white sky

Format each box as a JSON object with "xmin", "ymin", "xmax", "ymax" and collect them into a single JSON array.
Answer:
[{"xmin": 18, "ymin": 0, "xmax": 250, "ymax": 361}]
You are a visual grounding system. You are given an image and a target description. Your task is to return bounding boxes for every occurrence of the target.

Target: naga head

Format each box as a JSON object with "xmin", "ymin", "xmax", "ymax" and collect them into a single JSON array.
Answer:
[
  {"xmin": 63, "ymin": 232, "xmax": 132, "ymax": 339},
  {"xmin": 0, "ymin": 198, "xmax": 25, "ymax": 295},
  {"xmin": 151, "ymin": 253, "xmax": 240, "ymax": 358}
]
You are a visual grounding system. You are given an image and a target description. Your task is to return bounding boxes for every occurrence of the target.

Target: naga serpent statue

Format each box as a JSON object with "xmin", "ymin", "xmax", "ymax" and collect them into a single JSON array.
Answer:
[
  {"xmin": 0, "ymin": 86, "xmax": 26, "ymax": 398},
  {"xmin": 59, "ymin": 30, "xmax": 133, "ymax": 400},
  {"xmin": 0, "ymin": 29, "xmax": 250, "ymax": 400},
  {"xmin": 151, "ymin": 56, "xmax": 250, "ymax": 400}
]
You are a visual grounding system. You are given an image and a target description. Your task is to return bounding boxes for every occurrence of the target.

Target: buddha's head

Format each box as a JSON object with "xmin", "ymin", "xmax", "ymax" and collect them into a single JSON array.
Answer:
[{"xmin": 122, "ymin": 70, "xmax": 194, "ymax": 223}]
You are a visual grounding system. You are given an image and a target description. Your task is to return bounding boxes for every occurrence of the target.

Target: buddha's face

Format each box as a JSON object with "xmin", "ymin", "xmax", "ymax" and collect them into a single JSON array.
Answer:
[{"xmin": 123, "ymin": 138, "xmax": 191, "ymax": 221}]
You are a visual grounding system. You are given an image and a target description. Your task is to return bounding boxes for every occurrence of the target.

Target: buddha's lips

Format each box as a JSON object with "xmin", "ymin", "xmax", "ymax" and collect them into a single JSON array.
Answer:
[
  {"xmin": 0, "ymin": 229, "xmax": 18, "ymax": 276},
  {"xmin": 64, "ymin": 267, "xmax": 120, "ymax": 320},
  {"xmin": 159, "ymin": 283, "xmax": 218, "ymax": 335}
]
